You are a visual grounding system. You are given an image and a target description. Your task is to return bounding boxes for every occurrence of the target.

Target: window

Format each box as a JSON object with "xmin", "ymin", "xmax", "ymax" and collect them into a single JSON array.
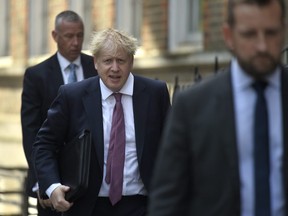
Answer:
[
  {"xmin": 0, "ymin": 0, "xmax": 10, "ymax": 56},
  {"xmin": 69, "ymin": 0, "xmax": 92, "ymax": 50},
  {"xmin": 169, "ymin": 0, "xmax": 203, "ymax": 53},
  {"xmin": 28, "ymin": 0, "xmax": 48, "ymax": 56},
  {"xmin": 115, "ymin": 0, "xmax": 143, "ymax": 42}
]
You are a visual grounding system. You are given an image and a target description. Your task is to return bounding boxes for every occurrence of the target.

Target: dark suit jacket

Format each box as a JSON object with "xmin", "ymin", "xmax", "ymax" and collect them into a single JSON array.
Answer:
[
  {"xmin": 33, "ymin": 75, "xmax": 171, "ymax": 216},
  {"xmin": 21, "ymin": 53, "xmax": 97, "ymax": 197},
  {"xmin": 148, "ymin": 67, "xmax": 288, "ymax": 216}
]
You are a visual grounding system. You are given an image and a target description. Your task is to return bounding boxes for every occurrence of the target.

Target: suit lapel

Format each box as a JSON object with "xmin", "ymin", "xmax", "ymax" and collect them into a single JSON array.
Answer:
[
  {"xmin": 133, "ymin": 76, "xmax": 149, "ymax": 162},
  {"xmin": 215, "ymin": 71, "xmax": 241, "ymax": 201},
  {"xmin": 82, "ymin": 77, "xmax": 104, "ymax": 170},
  {"xmin": 50, "ymin": 54, "xmax": 64, "ymax": 85},
  {"xmin": 40, "ymin": 54, "xmax": 65, "ymax": 108}
]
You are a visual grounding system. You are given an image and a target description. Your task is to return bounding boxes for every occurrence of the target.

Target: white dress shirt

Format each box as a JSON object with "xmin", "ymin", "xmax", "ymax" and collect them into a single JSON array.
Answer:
[
  {"xmin": 98, "ymin": 73, "xmax": 147, "ymax": 197},
  {"xmin": 57, "ymin": 52, "xmax": 84, "ymax": 84},
  {"xmin": 231, "ymin": 58, "xmax": 285, "ymax": 216}
]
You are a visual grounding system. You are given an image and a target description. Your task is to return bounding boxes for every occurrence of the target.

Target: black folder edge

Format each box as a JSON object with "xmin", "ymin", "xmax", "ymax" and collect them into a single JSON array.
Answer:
[{"xmin": 59, "ymin": 129, "xmax": 91, "ymax": 202}]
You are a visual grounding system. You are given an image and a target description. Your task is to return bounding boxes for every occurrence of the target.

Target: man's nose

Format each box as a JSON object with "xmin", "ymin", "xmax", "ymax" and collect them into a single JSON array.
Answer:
[
  {"xmin": 111, "ymin": 60, "xmax": 119, "ymax": 71},
  {"xmin": 255, "ymin": 34, "xmax": 268, "ymax": 52},
  {"xmin": 72, "ymin": 36, "xmax": 80, "ymax": 46}
]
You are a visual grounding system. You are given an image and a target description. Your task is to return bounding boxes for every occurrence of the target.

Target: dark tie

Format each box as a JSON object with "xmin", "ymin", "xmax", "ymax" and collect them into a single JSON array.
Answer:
[
  {"xmin": 252, "ymin": 81, "xmax": 271, "ymax": 216},
  {"xmin": 68, "ymin": 63, "xmax": 77, "ymax": 83},
  {"xmin": 105, "ymin": 93, "xmax": 125, "ymax": 205}
]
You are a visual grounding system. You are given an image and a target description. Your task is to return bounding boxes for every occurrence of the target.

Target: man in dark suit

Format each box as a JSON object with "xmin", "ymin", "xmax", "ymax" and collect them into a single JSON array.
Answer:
[
  {"xmin": 148, "ymin": 0, "xmax": 288, "ymax": 215},
  {"xmin": 21, "ymin": 10, "xmax": 97, "ymax": 216},
  {"xmin": 32, "ymin": 28, "xmax": 171, "ymax": 216}
]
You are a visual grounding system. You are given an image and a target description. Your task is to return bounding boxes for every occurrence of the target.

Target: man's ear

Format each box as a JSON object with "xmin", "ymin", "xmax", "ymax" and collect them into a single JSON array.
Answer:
[
  {"xmin": 52, "ymin": 30, "xmax": 57, "ymax": 42},
  {"xmin": 93, "ymin": 57, "xmax": 98, "ymax": 70},
  {"xmin": 222, "ymin": 23, "xmax": 234, "ymax": 51}
]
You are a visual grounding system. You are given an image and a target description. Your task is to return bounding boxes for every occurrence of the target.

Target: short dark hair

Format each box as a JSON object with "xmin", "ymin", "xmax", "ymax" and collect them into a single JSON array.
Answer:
[
  {"xmin": 55, "ymin": 10, "xmax": 83, "ymax": 31},
  {"xmin": 227, "ymin": 0, "xmax": 286, "ymax": 26}
]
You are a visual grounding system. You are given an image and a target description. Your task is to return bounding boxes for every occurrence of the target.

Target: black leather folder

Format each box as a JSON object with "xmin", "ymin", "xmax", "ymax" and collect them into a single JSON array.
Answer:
[{"xmin": 59, "ymin": 129, "xmax": 92, "ymax": 202}]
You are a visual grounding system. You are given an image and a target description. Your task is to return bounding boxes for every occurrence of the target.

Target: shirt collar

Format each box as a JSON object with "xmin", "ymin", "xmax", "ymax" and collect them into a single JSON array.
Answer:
[
  {"xmin": 57, "ymin": 52, "xmax": 81, "ymax": 71},
  {"xmin": 100, "ymin": 73, "xmax": 134, "ymax": 100},
  {"xmin": 231, "ymin": 58, "xmax": 281, "ymax": 91}
]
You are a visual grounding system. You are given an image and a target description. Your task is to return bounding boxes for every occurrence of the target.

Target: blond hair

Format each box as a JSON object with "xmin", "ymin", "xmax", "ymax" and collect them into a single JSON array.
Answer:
[{"xmin": 90, "ymin": 28, "xmax": 138, "ymax": 57}]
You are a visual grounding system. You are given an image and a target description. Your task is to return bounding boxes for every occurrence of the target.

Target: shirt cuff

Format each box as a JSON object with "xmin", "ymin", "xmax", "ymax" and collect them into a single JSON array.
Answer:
[
  {"xmin": 46, "ymin": 183, "xmax": 61, "ymax": 198},
  {"xmin": 32, "ymin": 182, "xmax": 39, "ymax": 192}
]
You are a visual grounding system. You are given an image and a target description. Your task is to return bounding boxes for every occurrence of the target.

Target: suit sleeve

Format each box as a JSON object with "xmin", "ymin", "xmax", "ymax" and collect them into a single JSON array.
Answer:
[
  {"xmin": 21, "ymin": 69, "xmax": 44, "ymax": 172},
  {"xmin": 32, "ymin": 86, "xmax": 69, "ymax": 198},
  {"xmin": 148, "ymin": 92, "xmax": 191, "ymax": 216}
]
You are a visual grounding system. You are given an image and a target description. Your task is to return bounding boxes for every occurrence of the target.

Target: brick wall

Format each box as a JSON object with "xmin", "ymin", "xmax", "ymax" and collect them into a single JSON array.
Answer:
[
  {"xmin": 142, "ymin": 0, "xmax": 168, "ymax": 55},
  {"xmin": 203, "ymin": 0, "xmax": 226, "ymax": 51}
]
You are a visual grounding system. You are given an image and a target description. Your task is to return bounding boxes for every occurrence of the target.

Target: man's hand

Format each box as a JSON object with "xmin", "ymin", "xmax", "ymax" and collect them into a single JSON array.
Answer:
[
  {"xmin": 50, "ymin": 185, "xmax": 73, "ymax": 212},
  {"xmin": 37, "ymin": 190, "xmax": 52, "ymax": 209}
]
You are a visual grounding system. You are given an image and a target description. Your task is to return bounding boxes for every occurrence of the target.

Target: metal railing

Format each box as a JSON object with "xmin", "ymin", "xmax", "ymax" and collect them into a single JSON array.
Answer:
[
  {"xmin": 171, "ymin": 50, "xmax": 288, "ymax": 99},
  {"xmin": 171, "ymin": 56, "xmax": 221, "ymax": 99}
]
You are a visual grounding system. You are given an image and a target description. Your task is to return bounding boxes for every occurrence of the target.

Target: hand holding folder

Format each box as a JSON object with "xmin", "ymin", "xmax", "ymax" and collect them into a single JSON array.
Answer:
[{"xmin": 59, "ymin": 129, "xmax": 92, "ymax": 202}]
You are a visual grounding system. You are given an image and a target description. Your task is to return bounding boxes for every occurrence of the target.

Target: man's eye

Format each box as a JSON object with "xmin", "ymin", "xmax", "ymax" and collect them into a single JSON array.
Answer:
[
  {"xmin": 65, "ymin": 34, "xmax": 73, "ymax": 39},
  {"xmin": 77, "ymin": 33, "xmax": 84, "ymax": 38},
  {"xmin": 266, "ymin": 29, "xmax": 280, "ymax": 37},
  {"xmin": 104, "ymin": 59, "xmax": 112, "ymax": 63},
  {"xmin": 241, "ymin": 32, "xmax": 255, "ymax": 38}
]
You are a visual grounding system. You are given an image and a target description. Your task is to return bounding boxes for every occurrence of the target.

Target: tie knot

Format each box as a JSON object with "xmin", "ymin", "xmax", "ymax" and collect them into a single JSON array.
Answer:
[
  {"xmin": 69, "ymin": 63, "xmax": 77, "ymax": 71},
  {"xmin": 113, "ymin": 93, "xmax": 122, "ymax": 102},
  {"xmin": 252, "ymin": 80, "xmax": 268, "ymax": 93}
]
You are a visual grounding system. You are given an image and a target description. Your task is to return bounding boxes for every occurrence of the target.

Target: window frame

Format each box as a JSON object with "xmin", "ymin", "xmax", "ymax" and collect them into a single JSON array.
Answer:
[
  {"xmin": 115, "ymin": 0, "xmax": 143, "ymax": 43},
  {"xmin": 28, "ymin": 0, "xmax": 48, "ymax": 56},
  {"xmin": 169, "ymin": 0, "xmax": 203, "ymax": 54},
  {"xmin": 0, "ymin": 0, "xmax": 10, "ymax": 56}
]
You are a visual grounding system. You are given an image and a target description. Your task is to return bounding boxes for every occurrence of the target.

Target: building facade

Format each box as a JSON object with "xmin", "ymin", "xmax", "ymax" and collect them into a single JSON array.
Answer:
[
  {"xmin": 1, "ymin": 0, "xmax": 288, "ymax": 214},
  {"xmin": 0, "ymin": 0, "xmax": 222, "ymax": 113}
]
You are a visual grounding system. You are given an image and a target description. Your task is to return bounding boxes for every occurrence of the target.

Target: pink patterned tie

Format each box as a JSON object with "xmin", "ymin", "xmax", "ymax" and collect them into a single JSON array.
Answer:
[{"xmin": 105, "ymin": 93, "xmax": 125, "ymax": 205}]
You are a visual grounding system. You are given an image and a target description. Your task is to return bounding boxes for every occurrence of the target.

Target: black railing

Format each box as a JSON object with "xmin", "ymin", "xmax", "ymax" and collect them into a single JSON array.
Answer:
[
  {"xmin": 171, "ymin": 56, "xmax": 220, "ymax": 98},
  {"xmin": 171, "ymin": 50, "xmax": 288, "ymax": 99}
]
